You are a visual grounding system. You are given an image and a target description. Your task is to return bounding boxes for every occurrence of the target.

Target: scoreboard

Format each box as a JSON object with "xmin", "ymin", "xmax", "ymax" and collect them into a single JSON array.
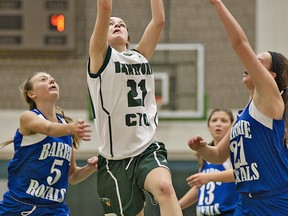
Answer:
[{"xmin": 0, "ymin": 0, "xmax": 75, "ymax": 52}]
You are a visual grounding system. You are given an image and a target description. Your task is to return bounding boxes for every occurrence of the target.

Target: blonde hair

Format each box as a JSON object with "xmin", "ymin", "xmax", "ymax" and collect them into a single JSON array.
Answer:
[
  {"xmin": 1, "ymin": 72, "xmax": 81, "ymax": 149},
  {"xmin": 0, "ymin": 140, "xmax": 13, "ymax": 149}
]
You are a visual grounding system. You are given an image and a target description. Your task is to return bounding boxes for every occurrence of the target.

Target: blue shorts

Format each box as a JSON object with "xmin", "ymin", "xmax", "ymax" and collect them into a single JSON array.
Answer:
[
  {"xmin": 234, "ymin": 187, "xmax": 288, "ymax": 216},
  {"xmin": 0, "ymin": 191, "xmax": 70, "ymax": 216}
]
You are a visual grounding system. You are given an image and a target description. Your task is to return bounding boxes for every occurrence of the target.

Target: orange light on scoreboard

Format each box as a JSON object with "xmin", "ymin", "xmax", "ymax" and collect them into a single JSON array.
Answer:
[
  {"xmin": 0, "ymin": 0, "xmax": 76, "ymax": 51},
  {"xmin": 50, "ymin": 14, "xmax": 65, "ymax": 32}
]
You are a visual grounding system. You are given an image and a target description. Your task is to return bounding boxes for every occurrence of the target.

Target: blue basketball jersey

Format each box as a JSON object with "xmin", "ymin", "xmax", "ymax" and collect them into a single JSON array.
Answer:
[
  {"xmin": 197, "ymin": 160, "xmax": 239, "ymax": 216},
  {"xmin": 7, "ymin": 108, "xmax": 73, "ymax": 206},
  {"xmin": 230, "ymin": 101, "xmax": 288, "ymax": 194}
]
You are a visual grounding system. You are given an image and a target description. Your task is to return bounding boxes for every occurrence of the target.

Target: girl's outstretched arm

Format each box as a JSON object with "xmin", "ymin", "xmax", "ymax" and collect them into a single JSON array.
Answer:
[
  {"xmin": 209, "ymin": 0, "xmax": 283, "ymax": 119},
  {"xmin": 188, "ymin": 132, "xmax": 230, "ymax": 164},
  {"xmin": 178, "ymin": 186, "xmax": 198, "ymax": 210},
  {"xmin": 89, "ymin": 0, "xmax": 111, "ymax": 74},
  {"xmin": 69, "ymin": 150, "xmax": 98, "ymax": 185},
  {"xmin": 186, "ymin": 169, "xmax": 235, "ymax": 188},
  {"xmin": 19, "ymin": 111, "xmax": 91, "ymax": 141},
  {"xmin": 135, "ymin": 0, "xmax": 165, "ymax": 60}
]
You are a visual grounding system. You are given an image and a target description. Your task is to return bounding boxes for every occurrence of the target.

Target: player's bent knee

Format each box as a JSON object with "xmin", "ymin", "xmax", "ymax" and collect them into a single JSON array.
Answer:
[{"xmin": 159, "ymin": 179, "xmax": 174, "ymax": 196}]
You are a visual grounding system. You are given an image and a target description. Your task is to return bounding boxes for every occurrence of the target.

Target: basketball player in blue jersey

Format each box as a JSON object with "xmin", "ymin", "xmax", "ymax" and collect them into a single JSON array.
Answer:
[
  {"xmin": 179, "ymin": 109, "xmax": 239, "ymax": 215},
  {"xmin": 87, "ymin": 0, "xmax": 182, "ymax": 215},
  {"xmin": 188, "ymin": 0, "xmax": 288, "ymax": 215},
  {"xmin": 0, "ymin": 72, "xmax": 98, "ymax": 216}
]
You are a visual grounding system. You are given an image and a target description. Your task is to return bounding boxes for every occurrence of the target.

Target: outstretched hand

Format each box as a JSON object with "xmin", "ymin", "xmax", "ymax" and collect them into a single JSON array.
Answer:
[
  {"xmin": 87, "ymin": 156, "xmax": 98, "ymax": 171},
  {"xmin": 70, "ymin": 119, "xmax": 92, "ymax": 141},
  {"xmin": 186, "ymin": 172, "xmax": 210, "ymax": 188},
  {"xmin": 187, "ymin": 136, "xmax": 207, "ymax": 151}
]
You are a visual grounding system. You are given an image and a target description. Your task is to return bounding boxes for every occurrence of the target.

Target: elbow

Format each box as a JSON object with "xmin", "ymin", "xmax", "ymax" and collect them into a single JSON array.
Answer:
[
  {"xmin": 159, "ymin": 16, "xmax": 165, "ymax": 25},
  {"xmin": 218, "ymin": 157, "xmax": 227, "ymax": 164},
  {"xmin": 69, "ymin": 180, "xmax": 78, "ymax": 185},
  {"xmin": 68, "ymin": 166, "xmax": 78, "ymax": 185},
  {"xmin": 156, "ymin": 16, "xmax": 165, "ymax": 28},
  {"xmin": 152, "ymin": 10, "xmax": 165, "ymax": 28},
  {"xmin": 46, "ymin": 123, "xmax": 54, "ymax": 137},
  {"xmin": 68, "ymin": 175, "xmax": 79, "ymax": 185},
  {"xmin": 231, "ymin": 38, "xmax": 249, "ymax": 52},
  {"xmin": 218, "ymin": 153, "xmax": 230, "ymax": 164}
]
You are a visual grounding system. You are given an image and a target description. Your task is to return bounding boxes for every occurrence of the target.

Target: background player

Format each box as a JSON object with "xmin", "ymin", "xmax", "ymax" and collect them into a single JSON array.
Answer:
[
  {"xmin": 0, "ymin": 72, "xmax": 98, "ymax": 216},
  {"xmin": 188, "ymin": 0, "xmax": 288, "ymax": 215},
  {"xmin": 179, "ymin": 108, "xmax": 239, "ymax": 215}
]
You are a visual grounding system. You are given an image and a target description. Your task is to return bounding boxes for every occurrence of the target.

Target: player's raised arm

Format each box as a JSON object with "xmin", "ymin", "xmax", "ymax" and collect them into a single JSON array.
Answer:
[
  {"xmin": 89, "ymin": 0, "xmax": 111, "ymax": 74},
  {"xmin": 135, "ymin": 0, "xmax": 165, "ymax": 60}
]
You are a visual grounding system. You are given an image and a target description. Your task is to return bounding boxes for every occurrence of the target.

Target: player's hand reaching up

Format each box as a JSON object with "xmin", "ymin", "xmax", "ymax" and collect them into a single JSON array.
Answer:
[{"xmin": 187, "ymin": 136, "xmax": 207, "ymax": 151}]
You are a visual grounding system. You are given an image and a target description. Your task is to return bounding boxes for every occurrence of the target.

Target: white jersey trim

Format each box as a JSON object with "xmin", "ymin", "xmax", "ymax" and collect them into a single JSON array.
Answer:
[
  {"xmin": 249, "ymin": 100, "xmax": 273, "ymax": 129},
  {"xmin": 21, "ymin": 133, "xmax": 47, "ymax": 147},
  {"xmin": 222, "ymin": 159, "xmax": 232, "ymax": 170}
]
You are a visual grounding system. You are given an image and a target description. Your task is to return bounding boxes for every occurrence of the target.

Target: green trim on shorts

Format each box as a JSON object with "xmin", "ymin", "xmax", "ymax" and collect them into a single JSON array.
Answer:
[{"xmin": 97, "ymin": 142, "xmax": 169, "ymax": 216}]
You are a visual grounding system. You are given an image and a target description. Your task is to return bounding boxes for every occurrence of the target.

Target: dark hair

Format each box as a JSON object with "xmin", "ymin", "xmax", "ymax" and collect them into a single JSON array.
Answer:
[
  {"xmin": 1, "ymin": 72, "xmax": 81, "ymax": 149},
  {"xmin": 268, "ymin": 52, "xmax": 288, "ymax": 144},
  {"xmin": 197, "ymin": 108, "xmax": 234, "ymax": 169}
]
